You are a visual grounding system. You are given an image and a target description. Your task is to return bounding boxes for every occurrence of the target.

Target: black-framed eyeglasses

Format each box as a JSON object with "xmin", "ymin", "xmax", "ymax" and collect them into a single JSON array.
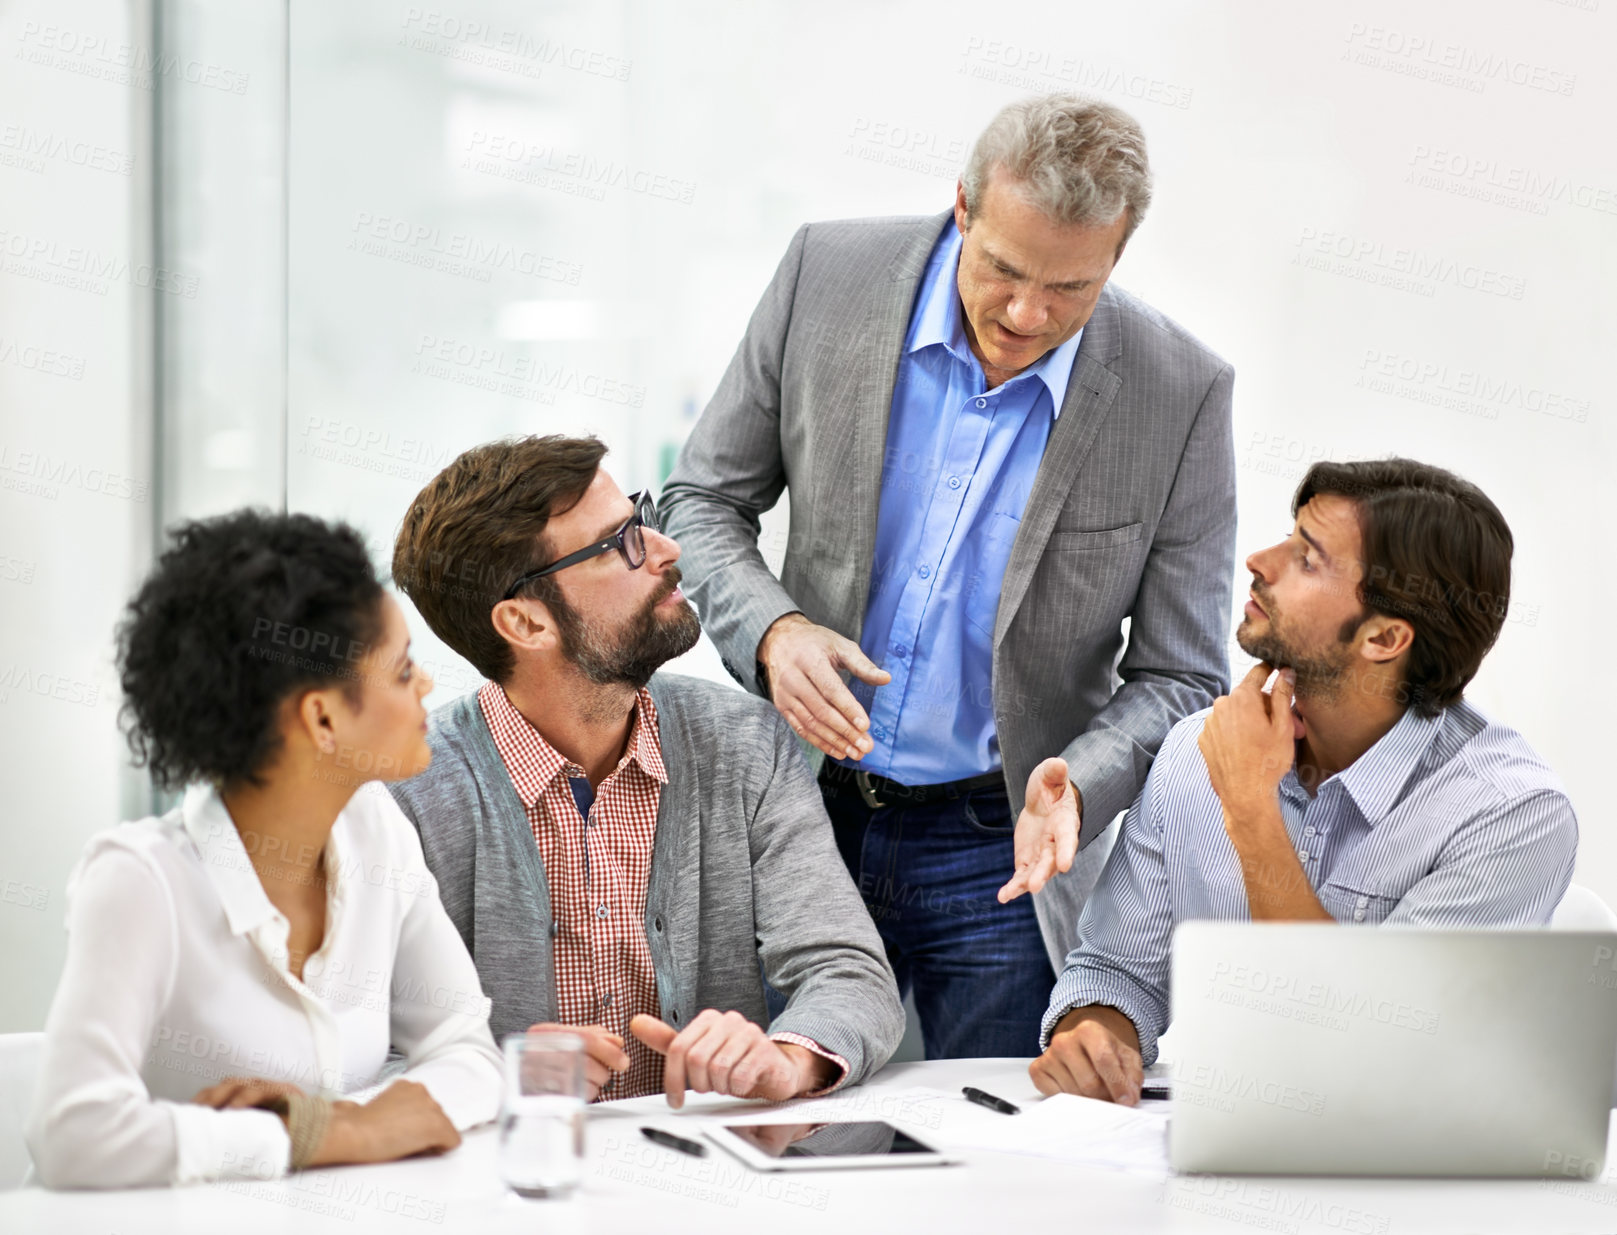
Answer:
[{"xmin": 501, "ymin": 490, "xmax": 660, "ymax": 600}]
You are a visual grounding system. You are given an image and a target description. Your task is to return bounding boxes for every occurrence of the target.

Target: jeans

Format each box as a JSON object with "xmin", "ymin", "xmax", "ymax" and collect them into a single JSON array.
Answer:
[{"xmin": 823, "ymin": 781, "xmax": 1055, "ymax": 1059}]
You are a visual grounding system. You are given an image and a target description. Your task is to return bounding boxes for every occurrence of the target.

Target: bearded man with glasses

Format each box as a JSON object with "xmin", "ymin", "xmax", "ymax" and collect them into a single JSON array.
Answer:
[{"xmin": 388, "ymin": 435, "xmax": 903, "ymax": 1109}]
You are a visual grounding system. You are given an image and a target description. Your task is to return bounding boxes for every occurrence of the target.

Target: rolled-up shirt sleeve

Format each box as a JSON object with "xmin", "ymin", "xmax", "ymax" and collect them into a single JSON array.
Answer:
[
  {"xmin": 387, "ymin": 818, "xmax": 504, "ymax": 1130},
  {"xmin": 26, "ymin": 843, "xmax": 292, "ymax": 1188},
  {"xmin": 1041, "ymin": 750, "xmax": 1177, "ymax": 1066}
]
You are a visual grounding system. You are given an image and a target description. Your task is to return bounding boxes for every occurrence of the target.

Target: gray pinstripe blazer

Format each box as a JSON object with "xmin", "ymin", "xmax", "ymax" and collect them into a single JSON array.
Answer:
[{"xmin": 661, "ymin": 211, "xmax": 1237, "ymax": 961}]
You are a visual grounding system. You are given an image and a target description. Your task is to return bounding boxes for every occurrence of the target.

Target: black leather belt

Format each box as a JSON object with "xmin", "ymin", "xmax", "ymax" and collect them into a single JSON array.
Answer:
[{"xmin": 818, "ymin": 761, "xmax": 1004, "ymax": 810}]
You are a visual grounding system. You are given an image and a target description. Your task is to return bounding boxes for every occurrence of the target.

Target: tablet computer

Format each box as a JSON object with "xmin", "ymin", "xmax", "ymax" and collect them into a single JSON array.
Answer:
[{"xmin": 703, "ymin": 1120, "xmax": 956, "ymax": 1171}]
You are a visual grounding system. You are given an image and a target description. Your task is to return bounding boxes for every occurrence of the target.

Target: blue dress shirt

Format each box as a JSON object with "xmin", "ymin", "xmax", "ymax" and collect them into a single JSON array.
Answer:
[
  {"xmin": 1041, "ymin": 700, "xmax": 1578, "ymax": 1064},
  {"xmin": 839, "ymin": 221, "xmax": 1084, "ymax": 786}
]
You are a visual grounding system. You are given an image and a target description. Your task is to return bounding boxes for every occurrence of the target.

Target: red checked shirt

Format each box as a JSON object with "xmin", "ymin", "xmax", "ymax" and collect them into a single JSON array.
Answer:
[{"xmin": 479, "ymin": 683, "xmax": 847, "ymax": 1100}]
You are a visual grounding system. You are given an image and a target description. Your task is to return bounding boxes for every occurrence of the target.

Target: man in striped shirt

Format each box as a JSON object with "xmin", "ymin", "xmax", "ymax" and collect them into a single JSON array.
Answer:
[{"xmin": 1019, "ymin": 458, "xmax": 1576, "ymax": 1104}]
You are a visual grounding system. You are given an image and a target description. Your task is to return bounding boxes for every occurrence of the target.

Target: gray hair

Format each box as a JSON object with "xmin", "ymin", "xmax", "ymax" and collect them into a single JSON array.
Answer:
[{"xmin": 961, "ymin": 95, "xmax": 1153, "ymax": 242}]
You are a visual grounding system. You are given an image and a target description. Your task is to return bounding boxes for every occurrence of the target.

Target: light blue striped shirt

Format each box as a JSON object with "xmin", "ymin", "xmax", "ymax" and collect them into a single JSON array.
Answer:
[
  {"xmin": 837, "ymin": 222, "xmax": 1083, "ymax": 784},
  {"xmin": 1042, "ymin": 699, "xmax": 1578, "ymax": 1064}
]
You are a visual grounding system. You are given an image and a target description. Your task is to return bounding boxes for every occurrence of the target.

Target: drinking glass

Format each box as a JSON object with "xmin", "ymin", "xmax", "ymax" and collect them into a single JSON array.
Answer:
[{"xmin": 499, "ymin": 1031, "xmax": 586, "ymax": 1199}]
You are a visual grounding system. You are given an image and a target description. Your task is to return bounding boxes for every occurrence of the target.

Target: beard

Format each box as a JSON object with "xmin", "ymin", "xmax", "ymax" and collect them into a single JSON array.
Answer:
[
  {"xmin": 1236, "ymin": 582, "xmax": 1357, "ymax": 700},
  {"xmin": 549, "ymin": 567, "xmax": 702, "ymax": 690}
]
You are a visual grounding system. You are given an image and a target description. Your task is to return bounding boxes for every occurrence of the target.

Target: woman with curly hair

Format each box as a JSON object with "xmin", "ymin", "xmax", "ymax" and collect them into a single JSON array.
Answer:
[{"xmin": 27, "ymin": 510, "xmax": 502, "ymax": 1188}]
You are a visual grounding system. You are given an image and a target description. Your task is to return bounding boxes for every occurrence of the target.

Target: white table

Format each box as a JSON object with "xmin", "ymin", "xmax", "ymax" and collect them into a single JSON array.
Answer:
[{"xmin": 5, "ymin": 1058, "xmax": 1615, "ymax": 1233}]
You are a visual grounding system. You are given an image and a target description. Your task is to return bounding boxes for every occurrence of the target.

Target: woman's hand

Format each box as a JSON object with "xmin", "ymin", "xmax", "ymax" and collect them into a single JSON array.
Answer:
[
  {"xmin": 195, "ymin": 1075, "xmax": 460, "ymax": 1167},
  {"xmin": 191, "ymin": 1076, "xmax": 307, "ymax": 1110},
  {"xmin": 308, "ymin": 1079, "xmax": 460, "ymax": 1166}
]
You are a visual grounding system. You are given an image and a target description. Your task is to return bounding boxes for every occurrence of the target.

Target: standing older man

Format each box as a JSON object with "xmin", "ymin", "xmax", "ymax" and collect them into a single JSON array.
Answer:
[{"xmin": 661, "ymin": 95, "xmax": 1236, "ymax": 1057}]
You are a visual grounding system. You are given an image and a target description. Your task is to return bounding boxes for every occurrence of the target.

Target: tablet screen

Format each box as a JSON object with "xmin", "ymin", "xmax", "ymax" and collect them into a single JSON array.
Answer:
[{"xmin": 724, "ymin": 1121, "xmax": 938, "ymax": 1159}]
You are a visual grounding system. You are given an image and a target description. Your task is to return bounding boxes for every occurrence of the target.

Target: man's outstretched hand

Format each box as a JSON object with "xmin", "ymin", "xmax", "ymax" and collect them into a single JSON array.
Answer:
[
  {"xmin": 999, "ymin": 757, "xmax": 1081, "ymax": 903},
  {"xmin": 629, "ymin": 1011, "xmax": 835, "ymax": 1109}
]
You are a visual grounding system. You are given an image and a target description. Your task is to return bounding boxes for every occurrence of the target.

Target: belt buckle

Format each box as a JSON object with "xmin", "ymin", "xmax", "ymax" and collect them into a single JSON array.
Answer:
[{"xmin": 854, "ymin": 769, "xmax": 886, "ymax": 810}]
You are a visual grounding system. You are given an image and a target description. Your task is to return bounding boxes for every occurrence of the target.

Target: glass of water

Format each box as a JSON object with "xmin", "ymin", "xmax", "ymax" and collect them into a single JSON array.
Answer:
[{"xmin": 499, "ymin": 1031, "xmax": 586, "ymax": 1199}]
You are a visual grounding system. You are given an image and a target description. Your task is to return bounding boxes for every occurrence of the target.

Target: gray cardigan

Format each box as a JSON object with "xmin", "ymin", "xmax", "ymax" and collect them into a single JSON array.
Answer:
[{"xmin": 388, "ymin": 672, "xmax": 904, "ymax": 1087}]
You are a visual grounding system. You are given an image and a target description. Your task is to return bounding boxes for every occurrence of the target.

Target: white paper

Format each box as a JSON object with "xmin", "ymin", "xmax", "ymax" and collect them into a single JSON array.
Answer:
[{"xmin": 940, "ymin": 1092, "xmax": 1171, "ymax": 1175}]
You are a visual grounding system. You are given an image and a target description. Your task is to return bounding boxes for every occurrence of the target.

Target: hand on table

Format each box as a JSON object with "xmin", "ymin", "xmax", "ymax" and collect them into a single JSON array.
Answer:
[
  {"xmin": 194, "ymin": 1076, "xmax": 460, "ymax": 1165},
  {"xmin": 529, "ymin": 1021, "xmax": 629, "ymax": 1101},
  {"xmin": 192, "ymin": 1076, "xmax": 307, "ymax": 1111},
  {"xmin": 630, "ymin": 1010, "xmax": 836, "ymax": 1109},
  {"xmin": 1029, "ymin": 1006, "xmax": 1144, "ymax": 1106},
  {"xmin": 757, "ymin": 612, "xmax": 890, "ymax": 760},
  {"xmin": 998, "ymin": 757, "xmax": 1081, "ymax": 903}
]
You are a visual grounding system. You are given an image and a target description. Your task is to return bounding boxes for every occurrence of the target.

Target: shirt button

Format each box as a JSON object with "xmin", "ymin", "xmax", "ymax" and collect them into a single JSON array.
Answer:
[
  {"xmin": 947, "ymin": 475, "xmax": 961, "ymax": 489},
  {"xmin": 601, "ymin": 992, "xmax": 614, "ymax": 1007},
  {"xmin": 872, "ymin": 725, "xmax": 886, "ymax": 740},
  {"xmin": 1297, "ymin": 848, "xmax": 1309, "ymax": 861},
  {"xmin": 892, "ymin": 645, "xmax": 909, "ymax": 659},
  {"xmin": 917, "ymin": 565, "xmax": 930, "ymax": 579},
  {"xmin": 1354, "ymin": 909, "xmax": 1367, "ymax": 923},
  {"xmin": 1357, "ymin": 896, "xmax": 1370, "ymax": 909},
  {"xmin": 596, "ymin": 904, "xmax": 610, "ymax": 919},
  {"xmin": 975, "ymin": 398, "xmax": 987, "ymax": 409},
  {"xmin": 1304, "ymin": 826, "xmax": 1316, "ymax": 838}
]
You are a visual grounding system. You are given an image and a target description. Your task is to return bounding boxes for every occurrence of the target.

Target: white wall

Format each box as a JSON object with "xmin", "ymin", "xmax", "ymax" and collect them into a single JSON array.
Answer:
[{"xmin": 0, "ymin": 0, "xmax": 149, "ymax": 1031}]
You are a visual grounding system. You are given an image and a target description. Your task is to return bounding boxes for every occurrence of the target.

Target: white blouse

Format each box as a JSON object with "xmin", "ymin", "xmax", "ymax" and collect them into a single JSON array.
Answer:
[{"xmin": 27, "ymin": 781, "xmax": 503, "ymax": 1188}]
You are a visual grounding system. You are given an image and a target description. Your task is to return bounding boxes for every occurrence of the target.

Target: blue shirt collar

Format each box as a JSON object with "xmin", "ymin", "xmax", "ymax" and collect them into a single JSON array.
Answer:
[
  {"xmin": 1280, "ymin": 706, "xmax": 1444, "ymax": 826},
  {"xmin": 906, "ymin": 225, "xmax": 1084, "ymax": 419}
]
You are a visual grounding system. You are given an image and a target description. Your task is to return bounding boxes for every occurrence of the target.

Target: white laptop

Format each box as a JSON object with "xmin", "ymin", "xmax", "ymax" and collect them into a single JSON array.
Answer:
[{"xmin": 1169, "ymin": 923, "xmax": 1617, "ymax": 1176}]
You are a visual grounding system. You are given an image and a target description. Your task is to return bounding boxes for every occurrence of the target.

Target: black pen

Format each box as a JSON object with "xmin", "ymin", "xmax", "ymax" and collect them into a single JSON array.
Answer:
[
  {"xmin": 962, "ymin": 1086, "xmax": 1020, "ymax": 1115},
  {"xmin": 640, "ymin": 1126, "xmax": 707, "ymax": 1157}
]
